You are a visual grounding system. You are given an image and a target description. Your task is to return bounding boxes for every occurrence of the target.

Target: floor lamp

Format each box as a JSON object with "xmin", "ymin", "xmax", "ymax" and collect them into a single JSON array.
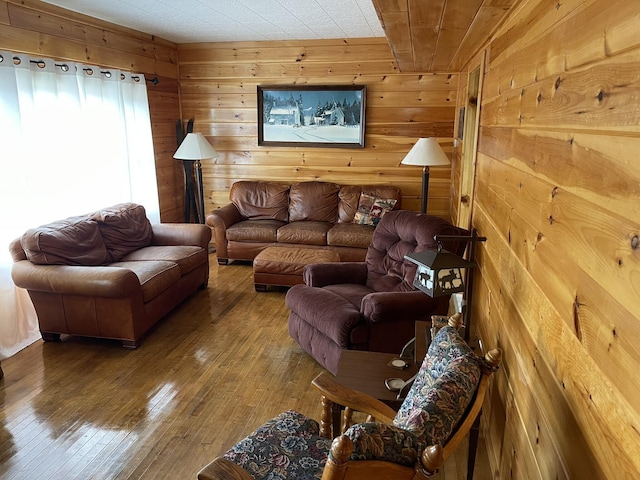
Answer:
[
  {"xmin": 173, "ymin": 133, "xmax": 218, "ymax": 224},
  {"xmin": 400, "ymin": 138, "xmax": 450, "ymax": 214}
]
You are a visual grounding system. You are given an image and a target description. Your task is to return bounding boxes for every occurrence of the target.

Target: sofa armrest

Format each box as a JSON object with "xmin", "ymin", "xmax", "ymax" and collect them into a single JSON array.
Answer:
[
  {"xmin": 151, "ymin": 223, "xmax": 211, "ymax": 249},
  {"xmin": 206, "ymin": 203, "xmax": 243, "ymax": 229},
  {"xmin": 11, "ymin": 261, "xmax": 141, "ymax": 297},
  {"xmin": 206, "ymin": 204, "xmax": 244, "ymax": 259},
  {"xmin": 361, "ymin": 290, "xmax": 439, "ymax": 323},
  {"xmin": 303, "ymin": 262, "xmax": 368, "ymax": 287}
]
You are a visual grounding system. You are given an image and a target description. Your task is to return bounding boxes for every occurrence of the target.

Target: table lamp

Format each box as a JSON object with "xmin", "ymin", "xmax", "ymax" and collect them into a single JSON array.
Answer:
[
  {"xmin": 174, "ymin": 133, "xmax": 218, "ymax": 224},
  {"xmin": 400, "ymin": 138, "xmax": 450, "ymax": 214}
]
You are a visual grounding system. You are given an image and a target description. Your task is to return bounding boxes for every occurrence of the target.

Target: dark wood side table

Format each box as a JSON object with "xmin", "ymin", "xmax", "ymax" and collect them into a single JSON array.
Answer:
[{"xmin": 332, "ymin": 321, "xmax": 430, "ymax": 433}]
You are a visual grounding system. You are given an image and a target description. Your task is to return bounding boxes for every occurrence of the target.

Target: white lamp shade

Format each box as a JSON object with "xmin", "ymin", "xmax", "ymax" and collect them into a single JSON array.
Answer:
[
  {"xmin": 174, "ymin": 133, "xmax": 218, "ymax": 160},
  {"xmin": 400, "ymin": 138, "xmax": 450, "ymax": 167}
]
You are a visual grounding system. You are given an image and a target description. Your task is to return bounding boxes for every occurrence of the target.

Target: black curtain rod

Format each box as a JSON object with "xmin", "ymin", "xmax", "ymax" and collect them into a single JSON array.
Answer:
[{"xmin": 18, "ymin": 57, "xmax": 159, "ymax": 84}]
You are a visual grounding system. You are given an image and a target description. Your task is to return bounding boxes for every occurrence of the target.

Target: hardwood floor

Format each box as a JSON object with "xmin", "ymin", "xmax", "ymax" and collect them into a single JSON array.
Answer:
[{"xmin": 0, "ymin": 253, "xmax": 492, "ymax": 479}]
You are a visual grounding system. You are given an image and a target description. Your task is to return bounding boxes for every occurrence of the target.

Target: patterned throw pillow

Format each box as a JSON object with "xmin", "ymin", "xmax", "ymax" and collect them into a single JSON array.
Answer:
[
  {"xmin": 352, "ymin": 193, "xmax": 397, "ymax": 226},
  {"xmin": 345, "ymin": 422, "xmax": 425, "ymax": 466}
]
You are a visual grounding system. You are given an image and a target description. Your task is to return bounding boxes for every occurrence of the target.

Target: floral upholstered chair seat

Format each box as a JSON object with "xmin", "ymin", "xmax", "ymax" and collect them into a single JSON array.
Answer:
[
  {"xmin": 199, "ymin": 323, "xmax": 495, "ymax": 480},
  {"xmin": 223, "ymin": 410, "xmax": 331, "ymax": 480}
]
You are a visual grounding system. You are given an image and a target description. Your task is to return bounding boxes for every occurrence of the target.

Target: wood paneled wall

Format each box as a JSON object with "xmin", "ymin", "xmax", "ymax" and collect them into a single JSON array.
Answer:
[
  {"xmin": 0, "ymin": 0, "xmax": 184, "ymax": 222},
  {"xmin": 465, "ymin": 0, "xmax": 640, "ymax": 477},
  {"xmin": 177, "ymin": 39, "xmax": 458, "ymax": 218}
]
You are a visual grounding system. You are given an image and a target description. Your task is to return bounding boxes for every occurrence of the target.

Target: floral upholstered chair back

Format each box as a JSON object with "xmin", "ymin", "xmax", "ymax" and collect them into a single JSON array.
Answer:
[{"xmin": 346, "ymin": 325, "xmax": 483, "ymax": 465}]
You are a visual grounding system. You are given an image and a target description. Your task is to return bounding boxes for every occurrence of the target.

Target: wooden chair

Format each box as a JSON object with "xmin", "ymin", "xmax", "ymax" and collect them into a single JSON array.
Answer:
[{"xmin": 197, "ymin": 316, "xmax": 501, "ymax": 480}]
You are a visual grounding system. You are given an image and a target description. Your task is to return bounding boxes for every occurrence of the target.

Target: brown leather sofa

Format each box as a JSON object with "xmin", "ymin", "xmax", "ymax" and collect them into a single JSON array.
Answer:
[
  {"xmin": 206, "ymin": 181, "xmax": 402, "ymax": 265},
  {"xmin": 9, "ymin": 203, "xmax": 212, "ymax": 348}
]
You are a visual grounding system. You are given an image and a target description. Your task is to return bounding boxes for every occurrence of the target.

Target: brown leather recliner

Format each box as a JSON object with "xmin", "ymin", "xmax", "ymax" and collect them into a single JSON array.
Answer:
[{"xmin": 285, "ymin": 210, "xmax": 469, "ymax": 374}]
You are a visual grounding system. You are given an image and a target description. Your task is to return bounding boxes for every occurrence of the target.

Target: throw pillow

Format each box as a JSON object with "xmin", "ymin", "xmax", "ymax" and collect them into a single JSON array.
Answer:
[
  {"xmin": 345, "ymin": 422, "xmax": 424, "ymax": 466},
  {"xmin": 352, "ymin": 193, "xmax": 397, "ymax": 226}
]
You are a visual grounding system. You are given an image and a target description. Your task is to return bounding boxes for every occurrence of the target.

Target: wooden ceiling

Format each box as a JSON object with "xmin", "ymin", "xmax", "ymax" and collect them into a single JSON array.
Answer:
[{"xmin": 371, "ymin": 0, "xmax": 518, "ymax": 72}]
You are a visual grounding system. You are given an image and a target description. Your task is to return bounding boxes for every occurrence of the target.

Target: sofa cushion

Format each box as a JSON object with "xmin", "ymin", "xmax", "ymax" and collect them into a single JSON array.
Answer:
[
  {"xmin": 226, "ymin": 219, "xmax": 285, "ymax": 243},
  {"xmin": 230, "ymin": 181, "xmax": 290, "ymax": 221},
  {"xmin": 110, "ymin": 260, "xmax": 181, "ymax": 302},
  {"xmin": 93, "ymin": 203, "xmax": 153, "ymax": 262},
  {"xmin": 20, "ymin": 216, "xmax": 110, "ymax": 266},
  {"xmin": 327, "ymin": 223, "xmax": 375, "ymax": 249},
  {"xmin": 121, "ymin": 245, "xmax": 207, "ymax": 276},
  {"xmin": 277, "ymin": 221, "xmax": 332, "ymax": 246},
  {"xmin": 288, "ymin": 181, "xmax": 340, "ymax": 222}
]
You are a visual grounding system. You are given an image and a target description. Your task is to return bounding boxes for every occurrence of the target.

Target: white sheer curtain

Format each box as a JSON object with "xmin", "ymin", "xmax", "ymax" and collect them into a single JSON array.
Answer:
[{"xmin": 0, "ymin": 51, "xmax": 160, "ymax": 360}]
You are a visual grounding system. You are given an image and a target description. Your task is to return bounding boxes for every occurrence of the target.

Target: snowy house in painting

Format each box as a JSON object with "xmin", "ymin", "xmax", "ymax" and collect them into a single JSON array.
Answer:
[
  {"xmin": 267, "ymin": 105, "xmax": 301, "ymax": 126},
  {"xmin": 325, "ymin": 103, "xmax": 345, "ymax": 126}
]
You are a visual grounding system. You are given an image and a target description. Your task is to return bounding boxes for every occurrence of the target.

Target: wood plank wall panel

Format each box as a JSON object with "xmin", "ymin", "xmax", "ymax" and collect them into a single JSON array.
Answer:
[
  {"xmin": 464, "ymin": 0, "xmax": 640, "ymax": 477},
  {"xmin": 177, "ymin": 39, "xmax": 458, "ymax": 218},
  {"xmin": 0, "ymin": 0, "xmax": 183, "ymax": 222}
]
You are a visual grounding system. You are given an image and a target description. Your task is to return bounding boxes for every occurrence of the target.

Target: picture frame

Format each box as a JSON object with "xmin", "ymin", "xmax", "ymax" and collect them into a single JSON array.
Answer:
[{"xmin": 257, "ymin": 85, "xmax": 366, "ymax": 148}]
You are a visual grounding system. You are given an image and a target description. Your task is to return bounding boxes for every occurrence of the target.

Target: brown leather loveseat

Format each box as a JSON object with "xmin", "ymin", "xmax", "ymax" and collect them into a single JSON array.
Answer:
[
  {"xmin": 206, "ymin": 181, "xmax": 402, "ymax": 265},
  {"xmin": 9, "ymin": 203, "xmax": 211, "ymax": 348}
]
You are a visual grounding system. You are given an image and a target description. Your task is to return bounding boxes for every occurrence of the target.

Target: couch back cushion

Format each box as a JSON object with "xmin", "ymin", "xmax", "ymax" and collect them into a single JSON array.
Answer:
[
  {"xmin": 229, "ymin": 181, "xmax": 290, "ymax": 221},
  {"xmin": 20, "ymin": 215, "xmax": 110, "ymax": 266},
  {"xmin": 365, "ymin": 210, "xmax": 469, "ymax": 292},
  {"xmin": 337, "ymin": 185, "xmax": 402, "ymax": 223},
  {"xmin": 92, "ymin": 203, "xmax": 153, "ymax": 262},
  {"xmin": 288, "ymin": 181, "xmax": 340, "ymax": 222}
]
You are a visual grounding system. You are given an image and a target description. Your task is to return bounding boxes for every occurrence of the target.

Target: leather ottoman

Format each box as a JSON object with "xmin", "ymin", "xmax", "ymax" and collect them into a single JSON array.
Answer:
[{"xmin": 253, "ymin": 246, "xmax": 340, "ymax": 291}]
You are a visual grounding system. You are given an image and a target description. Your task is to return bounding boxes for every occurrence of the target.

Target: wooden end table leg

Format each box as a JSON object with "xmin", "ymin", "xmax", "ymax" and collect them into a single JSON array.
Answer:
[{"xmin": 467, "ymin": 411, "xmax": 482, "ymax": 480}]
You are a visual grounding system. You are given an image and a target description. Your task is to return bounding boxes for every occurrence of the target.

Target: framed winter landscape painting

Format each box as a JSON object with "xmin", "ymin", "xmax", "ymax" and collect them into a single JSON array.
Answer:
[{"xmin": 257, "ymin": 85, "xmax": 366, "ymax": 148}]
